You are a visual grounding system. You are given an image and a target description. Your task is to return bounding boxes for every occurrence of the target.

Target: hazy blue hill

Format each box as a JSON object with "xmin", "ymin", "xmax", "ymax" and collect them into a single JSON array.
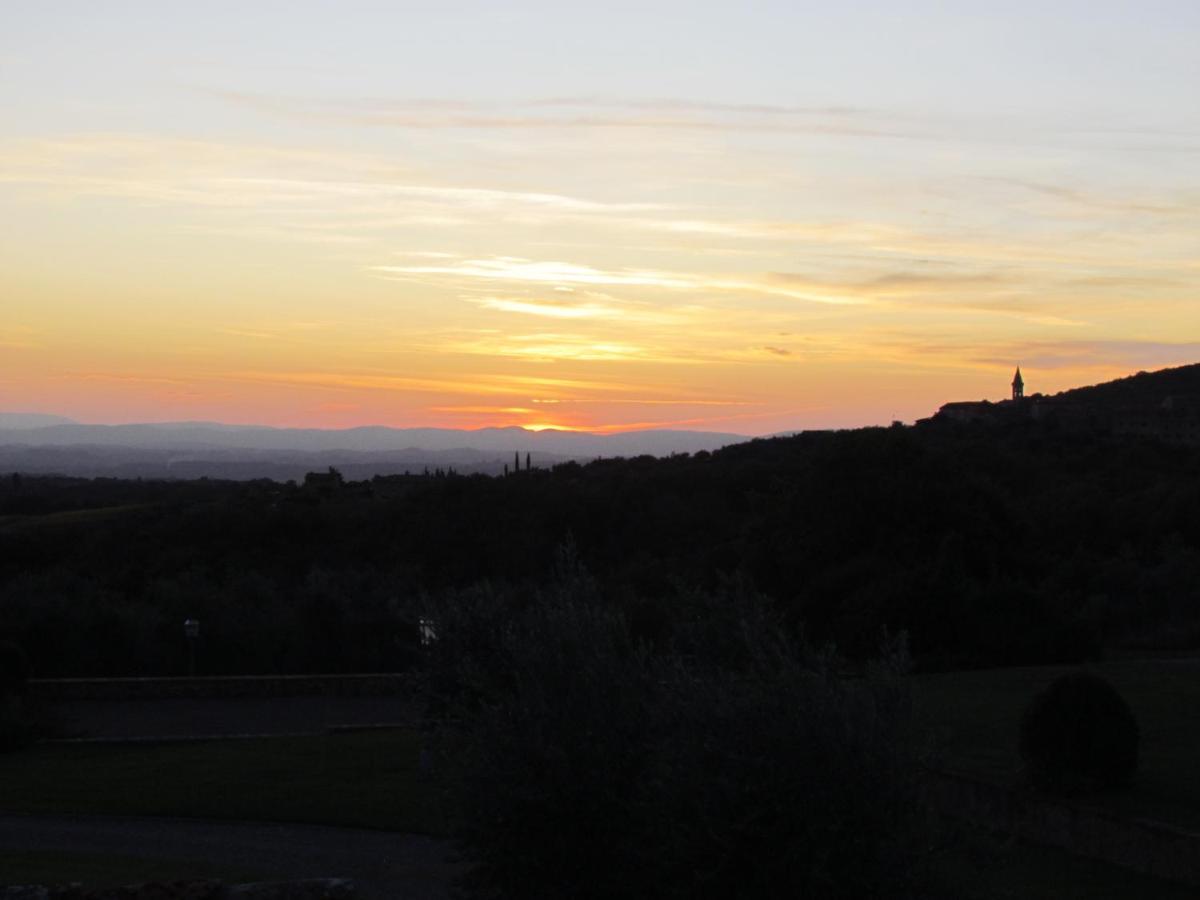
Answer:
[
  {"xmin": 6, "ymin": 363, "xmax": 1199, "ymax": 480},
  {"xmin": 0, "ymin": 420, "xmax": 746, "ymax": 479},
  {"xmin": 0, "ymin": 420, "xmax": 743, "ymax": 453},
  {"xmin": 0, "ymin": 412, "xmax": 77, "ymax": 429}
]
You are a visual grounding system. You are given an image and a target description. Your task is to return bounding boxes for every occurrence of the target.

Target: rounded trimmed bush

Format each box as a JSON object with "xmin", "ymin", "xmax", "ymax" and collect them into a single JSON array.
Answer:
[{"xmin": 1019, "ymin": 672, "xmax": 1138, "ymax": 793}]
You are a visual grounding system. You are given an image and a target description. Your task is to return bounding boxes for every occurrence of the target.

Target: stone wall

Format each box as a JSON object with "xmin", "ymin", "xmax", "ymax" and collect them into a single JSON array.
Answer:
[
  {"xmin": 0, "ymin": 879, "xmax": 355, "ymax": 899},
  {"xmin": 28, "ymin": 674, "xmax": 418, "ymax": 702}
]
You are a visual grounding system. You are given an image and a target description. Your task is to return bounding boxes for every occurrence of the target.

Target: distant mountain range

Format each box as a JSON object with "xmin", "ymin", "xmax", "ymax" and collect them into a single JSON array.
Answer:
[
  {"xmin": 0, "ymin": 418, "xmax": 749, "ymax": 480},
  {"xmin": 8, "ymin": 362, "xmax": 1200, "ymax": 479},
  {"xmin": 0, "ymin": 413, "xmax": 78, "ymax": 430}
]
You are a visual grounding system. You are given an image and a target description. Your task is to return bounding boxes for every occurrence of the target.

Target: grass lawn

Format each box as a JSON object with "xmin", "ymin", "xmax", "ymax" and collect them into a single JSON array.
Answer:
[
  {"xmin": 0, "ymin": 504, "xmax": 148, "ymax": 534},
  {"xmin": 936, "ymin": 832, "xmax": 1200, "ymax": 900},
  {"xmin": 916, "ymin": 658, "xmax": 1200, "ymax": 831},
  {"xmin": 0, "ymin": 730, "xmax": 445, "ymax": 834},
  {"xmin": 0, "ymin": 691, "xmax": 1194, "ymax": 898},
  {"xmin": 0, "ymin": 850, "xmax": 269, "ymax": 888}
]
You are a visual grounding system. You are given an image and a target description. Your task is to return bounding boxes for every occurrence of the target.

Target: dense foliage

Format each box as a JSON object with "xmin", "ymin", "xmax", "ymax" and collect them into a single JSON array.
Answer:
[
  {"xmin": 1, "ymin": 415, "xmax": 1199, "ymax": 675},
  {"xmin": 1019, "ymin": 671, "xmax": 1140, "ymax": 793},
  {"xmin": 424, "ymin": 567, "xmax": 933, "ymax": 900}
]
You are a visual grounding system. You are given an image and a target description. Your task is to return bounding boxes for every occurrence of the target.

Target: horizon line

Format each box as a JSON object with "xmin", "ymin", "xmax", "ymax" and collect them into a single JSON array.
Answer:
[{"xmin": 0, "ymin": 413, "xmax": 766, "ymax": 438}]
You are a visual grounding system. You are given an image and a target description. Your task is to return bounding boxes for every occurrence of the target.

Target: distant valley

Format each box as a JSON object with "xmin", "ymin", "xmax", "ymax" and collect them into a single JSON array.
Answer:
[{"xmin": 0, "ymin": 419, "xmax": 748, "ymax": 480}]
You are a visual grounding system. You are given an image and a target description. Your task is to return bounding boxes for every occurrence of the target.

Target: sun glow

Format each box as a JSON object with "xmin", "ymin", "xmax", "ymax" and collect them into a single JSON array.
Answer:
[{"xmin": 522, "ymin": 422, "xmax": 580, "ymax": 432}]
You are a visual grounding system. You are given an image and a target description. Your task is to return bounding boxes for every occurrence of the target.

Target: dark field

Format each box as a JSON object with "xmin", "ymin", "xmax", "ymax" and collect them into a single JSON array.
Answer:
[
  {"xmin": 0, "ymin": 730, "xmax": 442, "ymax": 834},
  {"xmin": 0, "ymin": 699, "xmax": 1195, "ymax": 898}
]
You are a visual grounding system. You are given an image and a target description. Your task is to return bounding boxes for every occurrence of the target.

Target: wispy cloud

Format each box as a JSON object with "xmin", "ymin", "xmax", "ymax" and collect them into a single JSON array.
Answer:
[
  {"xmin": 228, "ymin": 369, "xmax": 670, "ymax": 401},
  {"xmin": 208, "ymin": 91, "xmax": 1200, "ymax": 161},
  {"xmin": 766, "ymin": 269, "xmax": 1016, "ymax": 301},
  {"xmin": 444, "ymin": 332, "xmax": 650, "ymax": 362},
  {"xmin": 0, "ymin": 135, "xmax": 662, "ymax": 215},
  {"xmin": 473, "ymin": 296, "xmax": 627, "ymax": 320},
  {"xmin": 993, "ymin": 177, "xmax": 1200, "ymax": 218},
  {"xmin": 6, "ymin": 135, "xmax": 1194, "ymax": 299},
  {"xmin": 378, "ymin": 257, "xmax": 692, "ymax": 288},
  {"xmin": 866, "ymin": 335, "xmax": 1200, "ymax": 375},
  {"xmin": 211, "ymin": 176, "xmax": 665, "ymax": 214},
  {"xmin": 973, "ymin": 340, "xmax": 1200, "ymax": 372},
  {"xmin": 527, "ymin": 97, "xmax": 866, "ymax": 117},
  {"xmin": 209, "ymin": 91, "xmax": 912, "ymax": 138},
  {"xmin": 429, "ymin": 405, "xmax": 537, "ymax": 415},
  {"xmin": 374, "ymin": 256, "xmax": 864, "ymax": 305},
  {"xmin": 571, "ymin": 397, "xmax": 756, "ymax": 407}
]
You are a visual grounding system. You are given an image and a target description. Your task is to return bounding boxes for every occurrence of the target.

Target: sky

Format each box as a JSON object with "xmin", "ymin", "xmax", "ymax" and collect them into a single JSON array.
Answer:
[{"xmin": 3, "ymin": 1, "xmax": 1199, "ymax": 434}]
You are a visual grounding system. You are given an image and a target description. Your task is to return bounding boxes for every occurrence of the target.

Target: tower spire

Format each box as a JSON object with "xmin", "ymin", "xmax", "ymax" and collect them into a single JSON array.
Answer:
[{"xmin": 1012, "ymin": 366, "xmax": 1024, "ymax": 400}]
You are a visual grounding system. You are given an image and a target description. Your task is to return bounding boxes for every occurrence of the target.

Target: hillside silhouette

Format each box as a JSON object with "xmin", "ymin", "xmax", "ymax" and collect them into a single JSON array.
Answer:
[
  {"xmin": 2, "ymin": 364, "xmax": 1199, "ymax": 676},
  {"xmin": 1053, "ymin": 361, "xmax": 1200, "ymax": 404},
  {"xmin": 933, "ymin": 362, "xmax": 1200, "ymax": 444}
]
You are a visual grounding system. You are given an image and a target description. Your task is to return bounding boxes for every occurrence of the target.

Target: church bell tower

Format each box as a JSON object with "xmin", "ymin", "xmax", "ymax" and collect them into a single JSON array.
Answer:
[{"xmin": 1012, "ymin": 366, "xmax": 1024, "ymax": 400}]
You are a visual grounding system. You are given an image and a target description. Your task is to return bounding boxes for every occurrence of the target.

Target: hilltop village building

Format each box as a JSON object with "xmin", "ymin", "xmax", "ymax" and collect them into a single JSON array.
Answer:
[
  {"xmin": 929, "ymin": 366, "xmax": 1200, "ymax": 445},
  {"xmin": 934, "ymin": 368, "xmax": 1032, "ymax": 426}
]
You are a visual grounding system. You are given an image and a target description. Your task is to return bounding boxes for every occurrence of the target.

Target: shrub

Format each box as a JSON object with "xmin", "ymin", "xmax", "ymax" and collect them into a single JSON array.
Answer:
[
  {"xmin": 1019, "ymin": 671, "xmax": 1139, "ymax": 793},
  {"xmin": 426, "ymin": 577, "xmax": 934, "ymax": 900}
]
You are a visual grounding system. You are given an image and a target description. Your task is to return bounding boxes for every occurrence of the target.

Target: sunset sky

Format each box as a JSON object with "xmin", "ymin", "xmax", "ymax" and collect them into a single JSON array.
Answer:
[{"xmin": 3, "ymin": 1, "xmax": 1199, "ymax": 434}]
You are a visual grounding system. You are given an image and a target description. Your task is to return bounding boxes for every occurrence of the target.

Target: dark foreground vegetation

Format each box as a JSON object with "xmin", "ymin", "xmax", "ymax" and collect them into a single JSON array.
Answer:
[
  {"xmin": 4, "ymin": 388, "xmax": 1199, "ymax": 895},
  {"xmin": 2, "ymin": 411, "xmax": 1199, "ymax": 677},
  {"xmin": 422, "ymin": 567, "xmax": 933, "ymax": 899},
  {"xmin": 6, "ymin": 663, "xmax": 1200, "ymax": 899}
]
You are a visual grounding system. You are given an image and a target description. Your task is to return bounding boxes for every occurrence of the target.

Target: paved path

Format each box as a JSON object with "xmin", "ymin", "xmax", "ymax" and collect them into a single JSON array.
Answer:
[{"xmin": 0, "ymin": 813, "xmax": 460, "ymax": 899}]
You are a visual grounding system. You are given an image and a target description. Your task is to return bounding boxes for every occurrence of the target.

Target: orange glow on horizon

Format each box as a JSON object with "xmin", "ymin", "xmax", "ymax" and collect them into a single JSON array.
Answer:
[
  {"xmin": 0, "ymin": 352, "xmax": 1177, "ymax": 436},
  {"xmin": 521, "ymin": 422, "xmax": 581, "ymax": 432}
]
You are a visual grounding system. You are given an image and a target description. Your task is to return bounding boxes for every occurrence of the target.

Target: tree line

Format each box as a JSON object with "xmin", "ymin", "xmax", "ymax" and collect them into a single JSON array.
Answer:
[{"xmin": 2, "ymin": 417, "xmax": 1198, "ymax": 676}]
